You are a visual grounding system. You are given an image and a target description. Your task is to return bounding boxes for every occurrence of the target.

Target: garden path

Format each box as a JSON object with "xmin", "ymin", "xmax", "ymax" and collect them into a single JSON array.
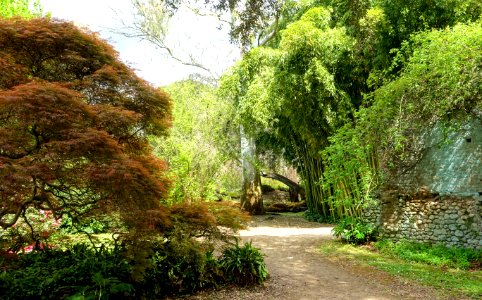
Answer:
[{"xmin": 187, "ymin": 214, "xmax": 439, "ymax": 300}]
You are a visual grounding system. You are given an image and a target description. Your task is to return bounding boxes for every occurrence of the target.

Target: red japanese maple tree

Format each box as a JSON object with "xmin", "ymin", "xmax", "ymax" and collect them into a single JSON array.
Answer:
[{"xmin": 0, "ymin": 18, "xmax": 172, "ymax": 243}]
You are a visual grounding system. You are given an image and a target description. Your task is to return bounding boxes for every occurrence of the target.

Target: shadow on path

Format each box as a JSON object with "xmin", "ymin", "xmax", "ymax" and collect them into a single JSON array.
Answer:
[{"xmin": 188, "ymin": 215, "xmax": 438, "ymax": 300}]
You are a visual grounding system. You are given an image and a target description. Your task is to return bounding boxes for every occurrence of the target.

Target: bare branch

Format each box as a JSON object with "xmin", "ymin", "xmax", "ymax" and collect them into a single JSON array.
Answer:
[
  {"xmin": 185, "ymin": 3, "xmax": 231, "ymax": 25},
  {"xmin": 113, "ymin": 0, "xmax": 216, "ymax": 76}
]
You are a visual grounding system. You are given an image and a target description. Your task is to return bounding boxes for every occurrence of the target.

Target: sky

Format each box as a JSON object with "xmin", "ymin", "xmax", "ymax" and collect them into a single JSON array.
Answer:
[{"xmin": 40, "ymin": 0, "xmax": 240, "ymax": 87}]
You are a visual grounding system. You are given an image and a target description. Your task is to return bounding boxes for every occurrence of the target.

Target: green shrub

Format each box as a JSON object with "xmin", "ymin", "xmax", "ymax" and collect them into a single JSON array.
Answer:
[
  {"xmin": 375, "ymin": 240, "xmax": 482, "ymax": 270},
  {"xmin": 0, "ymin": 241, "xmax": 223, "ymax": 299},
  {"xmin": 332, "ymin": 217, "xmax": 377, "ymax": 244},
  {"xmin": 0, "ymin": 202, "xmax": 259, "ymax": 299},
  {"xmin": 0, "ymin": 244, "xmax": 133, "ymax": 300},
  {"xmin": 139, "ymin": 238, "xmax": 223, "ymax": 298},
  {"xmin": 219, "ymin": 241, "xmax": 269, "ymax": 286},
  {"xmin": 0, "ymin": 238, "xmax": 268, "ymax": 299},
  {"xmin": 59, "ymin": 215, "xmax": 114, "ymax": 234}
]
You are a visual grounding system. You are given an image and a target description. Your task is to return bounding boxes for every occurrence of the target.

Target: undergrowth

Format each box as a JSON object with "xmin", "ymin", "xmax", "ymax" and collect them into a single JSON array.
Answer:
[
  {"xmin": 319, "ymin": 240, "xmax": 482, "ymax": 299},
  {"xmin": 374, "ymin": 240, "xmax": 481, "ymax": 270},
  {"xmin": 0, "ymin": 202, "xmax": 266, "ymax": 299}
]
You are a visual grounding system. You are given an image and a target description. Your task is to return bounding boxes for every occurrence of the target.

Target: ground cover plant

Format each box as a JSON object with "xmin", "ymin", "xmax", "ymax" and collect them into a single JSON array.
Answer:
[
  {"xmin": 319, "ymin": 240, "xmax": 482, "ymax": 299},
  {"xmin": 332, "ymin": 217, "xmax": 377, "ymax": 244},
  {"xmin": 0, "ymin": 238, "xmax": 269, "ymax": 299},
  {"xmin": 219, "ymin": 241, "xmax": 269, "ymax": 286},
  {"xmin": 374, "ymin": 240, "xmax": 482, "ymax": 270},
  {"xmin": 0, "ymin": 201, "xmax": 267, "ymax": 299}
]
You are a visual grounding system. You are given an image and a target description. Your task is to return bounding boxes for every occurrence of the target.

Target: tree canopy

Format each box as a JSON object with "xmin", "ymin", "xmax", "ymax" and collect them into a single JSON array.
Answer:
[
  {"xmin": 152, "ymin": 78, "xmax": 239, "ymax": 203},
  {"xmin": 0, "ymin": 18, "xmax": 172, "ymax": 244},
  {"xmin": 218, "ymin": 0, "xmax": 482, "ymax": 218}
]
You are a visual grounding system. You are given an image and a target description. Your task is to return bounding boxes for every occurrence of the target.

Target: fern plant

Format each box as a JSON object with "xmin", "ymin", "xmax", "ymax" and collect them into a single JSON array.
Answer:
[{"xmin": 219, "ymin": 241, "xmax": 268, "ymax": 286}]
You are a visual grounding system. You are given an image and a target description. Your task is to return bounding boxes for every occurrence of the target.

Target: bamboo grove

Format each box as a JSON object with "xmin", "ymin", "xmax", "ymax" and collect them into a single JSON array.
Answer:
[{"xmin": 218, "ymin": 0, "xmax": 482, "ymax": 220}]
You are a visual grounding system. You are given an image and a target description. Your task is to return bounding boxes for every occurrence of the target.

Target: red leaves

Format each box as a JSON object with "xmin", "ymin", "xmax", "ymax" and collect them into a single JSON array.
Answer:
[
  {"xmin": 0, "ymin": 18, "xmax": 172, "ymax": 236},
  {"xmin": 0, "ymin": 55, "xmax": 28, "ymax": 89},
  {"xmin": 1, "ymin": 82, "xmax": 92, "ymax": 128}
]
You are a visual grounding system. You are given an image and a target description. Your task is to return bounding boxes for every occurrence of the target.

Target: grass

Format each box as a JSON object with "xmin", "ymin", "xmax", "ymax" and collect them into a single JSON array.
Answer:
[
  {"xmin": 319, "ymin": 240, "xmax": 482, "ymax": 299},
  {"xmin": 375, "ymin": 240, "xmax": 481, "ymax": 270}
]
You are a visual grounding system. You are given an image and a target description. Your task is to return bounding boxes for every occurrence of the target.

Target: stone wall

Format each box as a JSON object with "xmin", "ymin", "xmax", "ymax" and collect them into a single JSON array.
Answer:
[
  {"xmin": 365, "ymin": 118, "xmax": 482, "ymax": 249},
  {"xmin": 376, "ymin": 193, "xmax": 481, "ymax": 249}
]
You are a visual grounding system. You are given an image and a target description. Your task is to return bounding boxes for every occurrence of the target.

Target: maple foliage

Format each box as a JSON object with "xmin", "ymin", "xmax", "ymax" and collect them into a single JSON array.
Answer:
[{"xmin": 0, "ymin": 18, "xmax": 172, "ymax": 243}]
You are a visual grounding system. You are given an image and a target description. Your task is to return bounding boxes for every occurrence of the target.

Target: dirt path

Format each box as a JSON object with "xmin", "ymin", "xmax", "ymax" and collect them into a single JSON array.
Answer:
[{"xmin": 188, "ymin": 215, "xmax": 439, "ymax": 300}]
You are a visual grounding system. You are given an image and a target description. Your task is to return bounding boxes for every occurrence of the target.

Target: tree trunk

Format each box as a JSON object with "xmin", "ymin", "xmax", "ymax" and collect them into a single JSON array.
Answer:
[{"xmin": 240, "ymin": 125, "xmax": 263, "ymax": 214}]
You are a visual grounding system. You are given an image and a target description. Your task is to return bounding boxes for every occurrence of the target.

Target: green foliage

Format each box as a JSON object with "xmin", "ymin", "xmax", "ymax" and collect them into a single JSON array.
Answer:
[
  {"xmin": 0, "ymin": 208, "xmax": 61, "ymax": 252},
  {"xmin": 140, "ymin": 240, "xmax": 222, "ymax": 297},
  {"xmin": 320, "ymin": 20, "xmax": 482, "ymax": 221},
  {"xmin": 59, "ymin": 215, "xmax": 109, "ymax": 234},
  {"xmin": 373, "ymin": 0, "xmax": 482, "ymax": 48},
  {"xmin": 261, "ymin": 177, "xmax": 289, "ymax": 192},
  {"xmin": 219, "ymin": 241, "xmax": 269, "ymax": 286},
  {"xmin": 0, "ymin": 0, "xmax": 43, "ymax": 18},
  {"xmin": 332, "ymin": 217, "xmax": 377, "ymax": 244},
  {"xmin": 0, "ymin": 244, "xmax": 133, "ymax": 299},
  {"xmin": 218, "ymin": 0, "xmax": 482, "ymax": 223},
  {"xmin": 276, "ymin": 7, "xmax": 354, "ymax": 150},
  {"xmin": 320, "ymin": 241, "xmax": 482, "ymax": 299},
  {"xmin": 363, "ymin": 21, "xmax": 482, "ymax": 176},
  {"xmin": 0, "ymin": 241, "xmax": 219, "ymax": 299},
  {"xmin": 375, "ymin": 240, "xmax": 482, "ymax": 270},
  {"xmin": 152, "ymin": 79, "xmax": 239, "ymax": 203},
  {"xmin": 219, "ymin": 5, "xmax": 356, "ymax": 218},
  {"xmin": 0, "ymin": 202, "xmax": 257, "ymax": 299},
  {"xmin": 320, "ymin": 123, "xmax": 379, "ymax": 219},
  {"xmin": 0, "ymin": 234, "xmax": 268, "ymax": 299}
]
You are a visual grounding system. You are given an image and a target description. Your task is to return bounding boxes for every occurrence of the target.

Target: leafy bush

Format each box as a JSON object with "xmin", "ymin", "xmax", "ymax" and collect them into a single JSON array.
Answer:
[
  {"xmin": 0, "ymin": 202, "xmax": 259, "ymax": 299},
  {"xmin": 375, "ymin": 240, "xmax": 482, "ymax": 270},
  {"xmin": 0, "ymin": 244, "xmax": 133, "ymax": 300},
  {"xmin": 0, "ymin": 241, "xmax": 221, "ymax": 299},
  {"xmin": 0, "ymin": 208, "xmax": 62, "ymax": 252},
  {"xmin": 153, "ymin": 80, "xmax": 239, "ymax": 204},
  {"xmin": 332, "ymin": 217, "xmax": 377, "ymax": 244},
  {"xmin": 219, "ymin": 241, "xmax": 269, "ymax": 286},
  {"xmin": 139, "ymin": 237, "xmax": 223, "ymax": 298},
  {"xmin": 59, "ymin": 215, "xmax": 111, "ymax": 234},
  {"xmin": 0, "ymin": 238, "xmax": 270, "ymax": 299}
]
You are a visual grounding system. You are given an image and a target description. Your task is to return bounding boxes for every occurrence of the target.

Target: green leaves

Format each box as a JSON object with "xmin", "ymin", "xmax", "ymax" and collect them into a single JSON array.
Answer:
[
  {"xmin": 0, "ymin": 0, "xmax": 43, "ymax": 18},
  {"xmin": 153, "ymin": 79, "xmax": 239, "ymax": 202},
  {"xmin": 218, "ymin": 5, "xmax": 357, "ymax": 217},
  {"xmin": 332, "ymin": 217, "xmax": 378, "ymax": 244},
  {"xmin": 219, "ymin": 241, "xmax": 269, "ymax": 286},
  {"xmin": 367, "ymin": 21, "xmax": 482, "ymax": 170}
]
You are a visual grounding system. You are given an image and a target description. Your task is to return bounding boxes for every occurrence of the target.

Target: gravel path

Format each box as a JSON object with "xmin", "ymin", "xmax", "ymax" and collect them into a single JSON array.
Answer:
[{"xmin": 187, "ymin": 215, "xmax": 439, "ymax": 300}]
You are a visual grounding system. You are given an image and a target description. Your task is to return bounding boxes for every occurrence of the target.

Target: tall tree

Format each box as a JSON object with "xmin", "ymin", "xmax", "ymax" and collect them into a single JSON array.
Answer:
[
  {"xmin": 220, "ymin": 6, "xmax": 354, "ymax": 217},
  {"xmin": 0, "ymin": 18, "xmax": 171, "ymax": 245},
  {"xmin": 129, "ymin": 0, "xmax": 288, "ymax": 214},
  {"xmin": 152, "ymin": 78, "xmax": 239, "ymax": 203}
]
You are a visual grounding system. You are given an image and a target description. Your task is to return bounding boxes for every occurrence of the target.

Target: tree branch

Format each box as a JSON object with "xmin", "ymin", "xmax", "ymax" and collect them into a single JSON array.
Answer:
[{"xmin": 113, "ymin": 0, "xmax": 216, "ymax": 76}]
